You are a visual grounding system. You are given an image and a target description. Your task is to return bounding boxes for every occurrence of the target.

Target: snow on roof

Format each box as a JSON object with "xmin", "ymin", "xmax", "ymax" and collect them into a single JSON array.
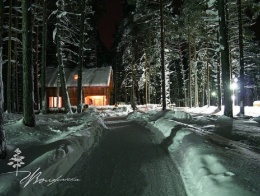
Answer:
[{"xmin": 45, "ymin": 66, "xmax": 112, "ymax": 87}]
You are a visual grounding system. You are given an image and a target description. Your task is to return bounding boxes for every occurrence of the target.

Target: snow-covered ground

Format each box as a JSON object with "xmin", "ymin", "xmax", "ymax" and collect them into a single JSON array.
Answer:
[
  {"xmin": 0, "ymin": 108, "xmax": 107, "ymax": 195},
  {"xmin": 128, "ymin": 107, "xmax": 260, "ymax": 196},
  {"xmin": 0, "ymin": 105, "xmax": 259, "ymax": 195}
]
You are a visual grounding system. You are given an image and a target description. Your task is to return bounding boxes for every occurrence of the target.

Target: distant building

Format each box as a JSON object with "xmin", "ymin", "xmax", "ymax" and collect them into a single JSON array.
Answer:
[{"xmin": 44, "ymin": 66, "xmax": 113, "ymax": 108}]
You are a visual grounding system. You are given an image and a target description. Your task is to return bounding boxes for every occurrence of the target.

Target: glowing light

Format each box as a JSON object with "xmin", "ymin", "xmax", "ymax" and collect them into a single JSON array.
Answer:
[
  {"xmin": 73, "ymin": 74, "xmax": 78, "ymax": 80},
  {"xmin": 211, "ymin": 92, "xmax": 216, "ymax": 97},
  {"xmin": 84, "ymin": 96, "xmax": 106, "ymax": 106},
  {"xmin": 230, "ymin": 83, "xmax": 237, "ymax": 90}
]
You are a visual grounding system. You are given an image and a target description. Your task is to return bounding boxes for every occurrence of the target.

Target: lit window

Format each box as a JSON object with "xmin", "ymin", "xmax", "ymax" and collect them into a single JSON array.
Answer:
[
  {"xmin": 49, "ymin": 97, "xmax": 62, "ymax": 108},
  {"xmin": 84, "ymin": 96, "xmax": 106, "ymax": 106}
]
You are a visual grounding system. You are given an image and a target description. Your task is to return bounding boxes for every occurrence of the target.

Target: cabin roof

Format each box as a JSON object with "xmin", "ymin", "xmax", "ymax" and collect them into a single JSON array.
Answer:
[{"xmin": 45, "ymin": 66, "xmax": 112, "ymax": 87}]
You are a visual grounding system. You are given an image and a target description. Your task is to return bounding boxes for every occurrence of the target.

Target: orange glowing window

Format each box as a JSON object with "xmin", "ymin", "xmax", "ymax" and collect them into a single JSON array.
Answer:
[
  {"xmin": 49, "ymin": 97, "xmax": 62, "ymax": 108},
  {"xmin": 84, "ymin": 96, "xmax": 106, "ymax": 106},
  {"xmin": 73, "ymin": 74, "xmax": 78, "ymax": 80}
]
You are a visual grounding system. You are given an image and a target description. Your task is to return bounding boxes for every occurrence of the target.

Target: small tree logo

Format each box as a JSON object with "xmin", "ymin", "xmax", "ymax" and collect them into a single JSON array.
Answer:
[{"xmin": 8, "ymin": 148, "xmax": 25, "ymax": 176}]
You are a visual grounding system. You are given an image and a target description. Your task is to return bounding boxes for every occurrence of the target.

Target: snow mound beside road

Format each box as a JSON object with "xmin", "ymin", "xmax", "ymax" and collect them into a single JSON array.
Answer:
[
  {"xmin": 128, "ymin": 110, "xmax": 260, "ymax": 196},
  {"xmin": 0, "ymin": 109, "xmax": 106, "ymax": 196}
]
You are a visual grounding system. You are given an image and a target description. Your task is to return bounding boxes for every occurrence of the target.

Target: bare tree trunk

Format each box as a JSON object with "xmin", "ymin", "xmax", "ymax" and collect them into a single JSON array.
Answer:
[
  {"xmin": 217, "ymin": 59, "xmax": 222, "ymax": 110},
  {"xmin": 145, "ymin": 52, "xmax": 148, "ymax": 104},
  {"xmin": 237, "ymin": 0, "xmax": 245, "ymax": 116},
  {"xmin": 131, "ymin": 48, "xmax": 137, "ymax": 110},
  {"xmin": 22, "ymin": 0, "xmax": 35, "ymax": 126},
  {"xmin": 179, "ymin": 42, "xmax": 187, "ymax": 107},
  {"xmin": 147, "ymin": 32, "xmax": 151, "ymax": 104},
  {"xmin": 7, "ymin": 0, "xmax": 12, "ymax": 113},
  {"xmin": 145, "ymin": 47, "xmax": 151, "ymax": 105},
  {"xmin": 41, "ymin": 0, "xmax": 47, "ymax": 113},
  {"xmin": 11, "ymin": 30, "xmax": 16, "ymax": 112},
  {"xmin": 35, "ymin": 24, "xmax": 40, "ymax": 111},
  {"xmin": 124, "ymin": 85, "xmax": 127, "ymax": 103},
  {"xmin": 95, "ymin": 45, "xmax": 98, "ymax": 67},
  {"xmin": 188, "ymin": 20, "xmax": 192, "ymax": 108},
  {"xmin": 191, "ymin": 35, "xmax": 198, "ymax": 107},
  {"xmin": 0, "ymin": 0, "xmax": 7, "ymax": 159},
  {"xmin": 217, "ymin": 31, "xmax": 222, "ymax": 110},
  {"xmin": 77, "ymin": 0, "xmax": 86, "ymax": 113},
  {"xmin": 225, "ymin": 2, "xmax": 232, "ymax": 81},
  {"xmin": 160, "ymin": 0, "xmax": 166, "ymax": 110},
  {"xmin": 206, "ymin": 30, "xmax": 211, "ymax": 107},
  {"xmin": 218, "ymin": 0, "xmax": 233, "ymax": 117},
  {"xmin": 56, "ymin": 0, "xmax": 72, "ymax": 114},
  {"xmin": 202, "ymin": 66, "xmax": 205, "ymax": 106},
  {"xmin": 10, "ymin": 0, "xmax": 18, "ymax": 112},
  {"xmin": 13, "ymin": 6, "xmax": 19, "ymax": 112},
  {"xmin": 194, "ymin": 40, "xmax": 199, "ymax": 107}
]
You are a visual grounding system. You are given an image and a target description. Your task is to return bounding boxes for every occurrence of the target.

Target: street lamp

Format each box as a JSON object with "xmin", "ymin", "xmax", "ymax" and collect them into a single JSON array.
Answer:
[
  {"xmin": 230, "ymin": 77, "xmax": 238, "ymax": 106},
  {"xmin": 211, "ymin": 91, "xmax": 217, "ymax": 106}
]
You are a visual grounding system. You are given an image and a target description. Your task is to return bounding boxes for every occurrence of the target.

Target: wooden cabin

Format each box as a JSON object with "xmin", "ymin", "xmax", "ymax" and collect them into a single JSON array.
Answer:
[{"xmin": 45, "ymin": 66, "xmax": 113, "ymax": 108}]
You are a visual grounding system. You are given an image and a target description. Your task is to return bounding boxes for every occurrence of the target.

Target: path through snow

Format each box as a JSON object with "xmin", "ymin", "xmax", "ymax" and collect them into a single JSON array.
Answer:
[{"xmin": 54, "ymin": 116, "xmax": 187, "ymax": 196}]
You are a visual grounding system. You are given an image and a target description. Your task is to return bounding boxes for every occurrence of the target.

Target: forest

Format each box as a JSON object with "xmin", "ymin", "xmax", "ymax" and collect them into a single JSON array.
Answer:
[
  {"xmin": 0, "ymin": 0, "xmax": 259, "ymax": 143},
  {"xmin": 113, "ymin": 0, "xmax": 260, "ymax": 116}
]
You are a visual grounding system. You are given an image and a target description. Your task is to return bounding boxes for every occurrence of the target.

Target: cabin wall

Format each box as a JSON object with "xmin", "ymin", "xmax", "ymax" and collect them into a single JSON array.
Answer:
[
  {"xmin": 46, "ymin": 86, "xmax": 112, "ymax": 108},
  {"xmin": 67, "ymin": 87, "xmax": 109, "ymax": 106},
  {"xmin": 83, "ymin": 87, "xmax": 110, "ymax": 106},
  {"xmin": 68, "ymin": 87, "xmax": 77, "ymax": 106},
  {"xmin": 44, "ymin": 66, "xmax": 114, "ymax": 109}
]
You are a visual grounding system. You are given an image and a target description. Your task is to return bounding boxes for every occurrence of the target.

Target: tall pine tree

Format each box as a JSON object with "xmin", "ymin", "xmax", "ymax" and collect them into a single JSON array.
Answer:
[
  {"xmin": 218, "ymin": 0, "xmax": 233, "ymax": 117},
  {"xmin": 0, "ymin": 0, "xmax": 7, "ymax": 159},
  {"xmin": 237, "ymin": 0, "xmax": 245, "ymax": 116},
  {"xmin": 22, "ymin": 0, "xmax": 36, "ymax": 126},
  {"xmin": 77, "ymin": 0, "xmax": 86, "ymax": 113},
  {"xmin": 160, "ymin": 0, "xmax": 166, "ymax": 110},
  {"xmin": 41, "ymin": 0, "xmax": 47, "ymax": 113},
  {"xmin": 55, "ymin": 0, "xmax": 72, "ymax": 113}
]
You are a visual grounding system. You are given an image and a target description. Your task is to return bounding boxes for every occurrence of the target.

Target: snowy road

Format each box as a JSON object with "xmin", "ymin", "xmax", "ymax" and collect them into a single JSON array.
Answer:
[{"xmin": 56, "ymin": 116, "xmax": 187, "ymax": 196}]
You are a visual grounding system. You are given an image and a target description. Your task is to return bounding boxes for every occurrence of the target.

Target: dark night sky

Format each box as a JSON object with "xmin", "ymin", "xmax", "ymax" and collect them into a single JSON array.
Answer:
[
  {"xmin": 96, "ymin": 0, "xmax": 259, "ymax": 48},
  {"xmin": 97, "ymin": 0, "xmax": 122, "ymax": 48}
]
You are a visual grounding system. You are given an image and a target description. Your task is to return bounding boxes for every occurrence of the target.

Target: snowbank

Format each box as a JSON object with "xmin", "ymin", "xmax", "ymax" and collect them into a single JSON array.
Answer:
[
  {"xmin": 185, "ymin": 105, "xmax": 260, "ymax": 118},
  {"xmin": 0, "ymin": 109, "xmax": 107, "ymax": 196},
  {"xmin": 1, "ymin": 105, "xmax": 259, "ymax": 195},
  {"xmin": 128, "ymin": 110, "xmax": 260, "ymax": 196}
]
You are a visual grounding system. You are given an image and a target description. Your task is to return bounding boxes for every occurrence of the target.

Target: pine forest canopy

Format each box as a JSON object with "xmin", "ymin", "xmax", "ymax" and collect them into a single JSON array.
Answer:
[{"xmin": 0, "ymin": 0, "xmax": 259, "ymax": 119}]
